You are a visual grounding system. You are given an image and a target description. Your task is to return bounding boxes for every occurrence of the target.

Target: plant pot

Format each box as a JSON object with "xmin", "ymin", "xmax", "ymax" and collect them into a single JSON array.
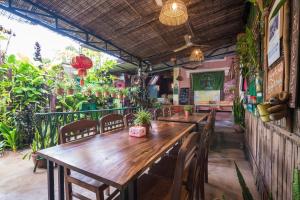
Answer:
[
  {"xmin": 117, "ymin": 94, "xmax": 124, "ymax": 99},
  {"xmin": 103, "ymin": 92, "xmax": 109, "ymax": 98},
  {"xmin": 56, "ymin": 88, "xmax": 64, "ymax": 95},
  {"xmin": 141, "ymin": 124, "xmax": 150, "ymax": 134},
  {"xmin": 67, "ymin": 89, "xmax": 74, "ymax": 95},
  {"xmin": 184, "ymin": 111, "xmax": 190, "ymax": 117},
  {"xmin": 84, "ymin": 91, "xmax": 92, "ymax": 96},
  {"xmin": 32, "ymin": 153, "xmax": 47, "ymax": 169},
  {"xmin": 233, "ymin": 124, "xmax": 244, "ymax": 133},
  {"xmin": 95, "ymin": 91, "xmax": 102, "ymax": 98},
  {"xmin": 111, "ymin": 93, "xmax": 117, "ymax": 98}
]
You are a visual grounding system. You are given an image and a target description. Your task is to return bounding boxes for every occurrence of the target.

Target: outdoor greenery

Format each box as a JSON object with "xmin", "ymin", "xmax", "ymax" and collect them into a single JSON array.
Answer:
[
  {"xmin": 0, "ymin": 31, "xmax": 140, "ymax": 153},
  {"xmin": 184, "ymin": 105, "xmax": 193, "ymax": 113},
  {"xmin": 236, "ymin": 28, "xmax": 259, "ymax": 78},
  {"xmin": 233, "ymin": 97, "xmax": 245, "ymax": 127},
  {"xmin": 293, "ymin": 169, "xmax": 300, "ymax": 200}
]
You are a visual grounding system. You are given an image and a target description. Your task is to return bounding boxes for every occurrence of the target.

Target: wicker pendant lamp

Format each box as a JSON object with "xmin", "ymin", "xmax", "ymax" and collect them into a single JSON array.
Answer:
[
  {"xmin": 190, "ymin": 48, "xmax": 204, "ymax": 62},
  {"xmin": 159, "ymin": 0, "xmax": 188, "ymax": 26}
]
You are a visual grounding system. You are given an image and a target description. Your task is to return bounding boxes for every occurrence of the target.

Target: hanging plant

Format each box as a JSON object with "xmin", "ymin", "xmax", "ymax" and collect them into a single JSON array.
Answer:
[{"xmin": 236, "ymin": 28, "xmax": 259, "ymax": 78}]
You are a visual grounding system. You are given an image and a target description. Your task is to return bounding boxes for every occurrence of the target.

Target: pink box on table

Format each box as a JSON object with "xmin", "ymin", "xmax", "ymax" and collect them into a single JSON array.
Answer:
[{"xmin": 129, "ymin": 126, "xmax": 146, "ymax": 138}]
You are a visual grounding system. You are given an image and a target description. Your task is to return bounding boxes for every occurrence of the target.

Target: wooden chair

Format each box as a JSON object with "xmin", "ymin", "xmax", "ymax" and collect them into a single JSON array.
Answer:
[
  {"xmin": 203, "ymin": 109, "xmax": 216, "ymax": 183},
  {"xmin": 148, "ymin": 117, "xmax": 214, "ymax": 199},
  {"xmin": 163, "ymin": 106, "xmax": 172, "ymax": 117},
  {"xmin": 153, "ymin": 108, "xmax": 163, "ymax": 120},
  {"xmin": 99, "ymin": 114, "xmax": 125, "ymax": 133},
  {"xmin": 59, "ymin": 120, "xmax": 108, "ymax": 200},
  {"xmin": 134, "ymin": 132, "xmax": 200, "ymax": 200},
  {"xmin": 124, "ymin": 113, "xmax": 135, "ymax": 127}
]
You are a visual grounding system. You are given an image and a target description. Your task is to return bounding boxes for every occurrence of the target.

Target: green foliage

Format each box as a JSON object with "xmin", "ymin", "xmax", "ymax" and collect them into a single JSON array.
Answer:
[
  {"xmin": 56, "ymin": 93, "xmax": 88, "ymax": 112},
  {"xmin": 234, "ymin": 162, "xmax": 254, "ymax": 200},
  {"xmin": 23, "ymin": 131, "xmax": 51, "ymax": 160},
  {"xmin": 293, "ymin": 169, "xmax": 300, "ymax": 200},
  {"xmin": 153, "ymin": 102, "xmax": 162, "ymax": 109},
  {"xmin": 120, "ymin": 88, "xmax": 129, "ymax": 96},
  {"xmin": 134, "ymin": 109, "xmax": 152, "ymax": 126},
  {"xmin": 0, "ymin": 55, "xmax": 49, "ymax": 145},
  {"xmin": 270, "ymin": 0, "xmax": 286, "ymax": 19},
  {"xmin": 0, "ymin": 140, "xmax": 5, "ymax": 153},
  {"xmin": 1, "ymin": 126, "xmax": 18, "ymax": 152},
  {"xmin": 233, "ymin": 97, "xmax": 245, "ymax": 127},
  {"xmin": 236, "ymin": 28, "xmax": 259, "ymax": 78},
  {"xmin": 65, "ymin": 77, "xmax": 77, "ymax": 89},
  {"xmin": 184, "ymin": 105, "xmax": 193, "ymax": 112}
]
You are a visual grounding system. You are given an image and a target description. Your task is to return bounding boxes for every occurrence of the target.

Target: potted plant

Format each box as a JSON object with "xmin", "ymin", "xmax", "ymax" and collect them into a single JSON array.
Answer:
[
  {"xmin": 110, "ymin": 87, "xmax": 117, "ymax": 98},
  {"xmin": 82, "ymin": 85, "xmax": 93, "ymax": 96},
  {"xmin": 23, "ymin": 131, "xmax": 50, "ymax": 169},
  {"xmin": 94, "ymin": 86, "xmax": 103, "ymax": 98},
  {"xmin": 117, "ymin": 88, "xmax": 129, "ymax": 99},
  {"xmin": 66, "ymin": 79, "xmax": 76, "ymax": 95},
  {"xmin": 232, "ymin": 97, "xmax": 245, "ymax": 132},
  {"xmin": 102, "ymin": 85, "xmax": 110, "ymax": 98},
  {"xmin": 184, "ymin": 105, "xmax": 193, "ymax": 117},
  {"xmin": 134, "ymin": 109, "xmax": 152, "ymax": 134},
  {"xmin": 55, "ymin": 81, "xmax": 65, "ymax": 96}
]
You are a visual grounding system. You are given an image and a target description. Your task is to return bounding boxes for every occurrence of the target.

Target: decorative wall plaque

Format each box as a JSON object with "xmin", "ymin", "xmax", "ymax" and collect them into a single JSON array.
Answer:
[{"xmin": 266, "ymin": 61, "xmax": 284, "ymax": 100}]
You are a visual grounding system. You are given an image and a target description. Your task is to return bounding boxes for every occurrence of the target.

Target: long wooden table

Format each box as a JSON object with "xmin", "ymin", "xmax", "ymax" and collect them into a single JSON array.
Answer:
[
  {"xmin": 37, "ymin": 121, "xmax": 195, "ymax": 200},
  {"xmin": 158, "ymin": 113, "xmax": 208, "ymax": 125}
]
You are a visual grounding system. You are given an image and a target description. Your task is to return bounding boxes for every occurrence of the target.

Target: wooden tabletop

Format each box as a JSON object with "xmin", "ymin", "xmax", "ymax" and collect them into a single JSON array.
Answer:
[
  {"xmin": 37, "ymin": 121, "xmax": 195, "ymax": 189},
  {"xmin": 158, "ymin": 113, "xmax": 208, "ymax": 124}
]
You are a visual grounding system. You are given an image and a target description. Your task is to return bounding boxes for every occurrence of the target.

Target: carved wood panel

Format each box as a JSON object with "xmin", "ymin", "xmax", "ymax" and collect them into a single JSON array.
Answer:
[{"xmin": 289, "ymin": 0, "xmax": 300, "ymax": 108}]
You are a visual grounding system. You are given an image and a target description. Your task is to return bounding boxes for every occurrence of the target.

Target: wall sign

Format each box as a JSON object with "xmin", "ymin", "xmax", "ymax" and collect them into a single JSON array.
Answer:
[
  {"xmin": 179, "ymin": 88, "xmax": 190, "ymax": 105},
  {"xmin": 266, "ymin": 61, "xmax": 284, "ymax": 100},
  {"xmin": 268, "ymin": 12, "xmax": 281, "ymax": 67}
]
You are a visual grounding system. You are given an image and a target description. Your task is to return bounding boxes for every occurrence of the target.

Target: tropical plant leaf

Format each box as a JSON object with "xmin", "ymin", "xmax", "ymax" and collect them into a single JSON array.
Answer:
[
  {"xmin": 7, "ymin": 54, "xmax": 16, "ymax": 64},
  {"xmin": 234, "ymin": 162, "xmax": 254, "ymax": 200},
  {"xmin": 270, "ymin": 0, "xmax": 286, "ymax": 19},
  {"xmin": 293, "ymin": 169, "xmax": 300, "ymax": 200}
]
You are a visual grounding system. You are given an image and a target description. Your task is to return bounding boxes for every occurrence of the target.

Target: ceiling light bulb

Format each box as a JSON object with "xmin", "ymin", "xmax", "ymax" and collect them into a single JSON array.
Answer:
[{"xmin": 172, "ymin": 3, "xmax": 177, "ymax": 10}]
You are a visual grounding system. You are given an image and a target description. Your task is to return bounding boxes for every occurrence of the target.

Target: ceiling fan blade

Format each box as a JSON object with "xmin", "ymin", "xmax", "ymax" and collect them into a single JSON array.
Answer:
[
  {"xmin": 192, "ymin": 44, "xmax": 210, "ymax": 48},
  {"xmin": 155, "ymin": 0, "xmax": 163, "ymax": 7},
  {"xmin": 173, "ymin": 44, "xmax": 189, "ymax": 52}
]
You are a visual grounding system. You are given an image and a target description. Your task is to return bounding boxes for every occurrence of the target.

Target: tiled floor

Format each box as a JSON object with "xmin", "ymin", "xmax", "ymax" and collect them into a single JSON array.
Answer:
[
  {"xmin": 0, "ymin": 112, "xmax": 260, "ymax": 200},
  {"xmin": 205, "ymin": 112, "xmax": 260, "ymax": 200}
]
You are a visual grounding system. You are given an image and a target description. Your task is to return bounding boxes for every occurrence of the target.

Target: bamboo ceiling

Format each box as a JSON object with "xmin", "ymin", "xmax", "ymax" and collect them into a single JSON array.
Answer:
[{"xmin": 1, "ymin": 0, "xmax": 248, "ymax": 72}]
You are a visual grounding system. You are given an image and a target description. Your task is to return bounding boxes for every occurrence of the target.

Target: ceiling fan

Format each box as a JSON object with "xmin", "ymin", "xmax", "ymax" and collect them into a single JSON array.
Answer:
[{"xmin": 173, "ymin": 35, "xmax": 209, "ymax": 52}]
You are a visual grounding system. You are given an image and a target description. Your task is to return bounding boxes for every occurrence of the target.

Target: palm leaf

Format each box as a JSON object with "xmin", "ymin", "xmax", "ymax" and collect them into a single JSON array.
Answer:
[
  {"xmin": 270, "ymin": 0, "xmax": 286, "ymax": 19},
  {"xmin": 234, "ymin": 162, "xmax": 254, "ymax": 200}
]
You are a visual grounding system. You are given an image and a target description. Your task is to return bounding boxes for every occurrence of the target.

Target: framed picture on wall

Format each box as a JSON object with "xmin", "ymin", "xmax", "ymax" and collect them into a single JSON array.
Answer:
[{"xmin": 268, "ymin": 11, "xmax": 281, "ymax": 67}]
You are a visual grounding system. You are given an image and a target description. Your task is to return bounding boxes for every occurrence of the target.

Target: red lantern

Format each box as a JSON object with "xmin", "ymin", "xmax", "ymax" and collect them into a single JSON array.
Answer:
[{"xmin": 71, "ymin": 54, "xmax": 93, "ymax": 86}]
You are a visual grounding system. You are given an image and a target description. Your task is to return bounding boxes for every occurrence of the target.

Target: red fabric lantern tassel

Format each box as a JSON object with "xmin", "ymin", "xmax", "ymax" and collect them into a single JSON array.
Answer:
[{"xmin": 80, "ymin": 79, "xmax": 84, "ymax": 86}]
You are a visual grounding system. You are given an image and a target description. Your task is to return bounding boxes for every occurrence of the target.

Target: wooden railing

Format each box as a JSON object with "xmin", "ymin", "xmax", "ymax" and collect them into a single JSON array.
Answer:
[
  {"xmin": 34, "ymin": 107, "xmax": 138, "ymax": 148},
  {"xmin": 245, "ymin": 111, "xmax": 300, "ymax": 200}
]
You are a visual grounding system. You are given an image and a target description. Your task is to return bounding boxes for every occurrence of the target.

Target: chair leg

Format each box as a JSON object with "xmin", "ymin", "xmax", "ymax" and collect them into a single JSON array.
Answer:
[
  {"xmin": 205, "ymin": 153, "xmax": 208, "ymax": 183},
  {"xmin": 65, "ymin": 169, "xmax": 73, "ymax": 200},
  {"xmin": 96, "ymin": 188, "xmax": 105, "ymax": 200},
  {"xmin": 105, "ymin": 186, "xmax": 110, "ymax": 196},
  {"xmin": 200, "ymin": 171, "xmax": 205, "ymax": 200}
]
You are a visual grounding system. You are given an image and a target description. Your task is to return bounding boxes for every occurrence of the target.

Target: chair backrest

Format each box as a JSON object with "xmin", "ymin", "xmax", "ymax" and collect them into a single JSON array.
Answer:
[
  {"xmin": 163, "ymin": 107, "xmax": 172, "ymax": 117},
  {"xmin": 171, "ymin": 132, "xmax": 199, "ymax": 200},
  {"xmin": 124, "ymin": 113, "xmax": 135, "ymax": 127},
  {"xmin": 153, "ymin": 108, "xmax": 163, "ymax": 120},
  {"xmin": 100, "ymin": 113, "xmax": 125, "ymax": 133},
  {"xmin": 59, "ymin": 120, "xmax": 99, "ymax": 144}
]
